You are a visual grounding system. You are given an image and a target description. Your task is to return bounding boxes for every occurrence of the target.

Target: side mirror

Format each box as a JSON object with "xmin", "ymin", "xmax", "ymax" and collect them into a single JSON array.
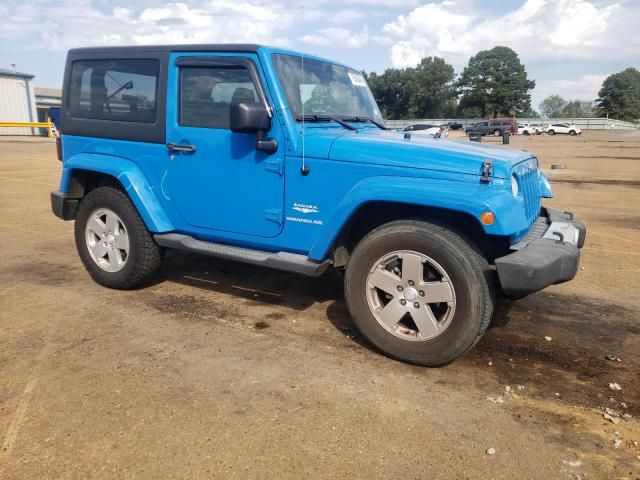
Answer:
[
  {"xmin": 229, "ymin": 102, "xmax": 277, "ymax": 154},
  {"xmin": 230, "ymin": 102, "xmax": 271, "ymax": 134}
]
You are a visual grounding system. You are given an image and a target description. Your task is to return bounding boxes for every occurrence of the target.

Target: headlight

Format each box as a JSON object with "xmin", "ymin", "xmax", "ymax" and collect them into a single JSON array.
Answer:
[{"xmin": 511, "ymin": 175, "xmax": 519, "ymax": 197}]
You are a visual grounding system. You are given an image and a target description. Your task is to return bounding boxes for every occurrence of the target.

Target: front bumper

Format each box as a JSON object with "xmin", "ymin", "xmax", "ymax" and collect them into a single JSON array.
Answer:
[
  {"xmin": 495, "ymin": 207, "xmax": 586, "ymax": 298},
  {"xmin": 51, "ymin": 191, "xmax": 79, "ymax": 220}
]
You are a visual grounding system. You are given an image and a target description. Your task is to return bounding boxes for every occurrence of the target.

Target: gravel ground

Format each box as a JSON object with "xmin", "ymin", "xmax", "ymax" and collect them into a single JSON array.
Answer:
[{"xmin": 0, "ymin": 131, "xmax": 639, "ymax": 479}]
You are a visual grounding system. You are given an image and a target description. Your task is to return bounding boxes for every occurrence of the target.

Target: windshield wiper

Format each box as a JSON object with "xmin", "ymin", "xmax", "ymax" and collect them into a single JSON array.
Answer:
[
  {"xmin": 296, "ymin": 114, "xmax": 357, "ymax": 131},
  {"xmin": 341, "ymin": 116, "xmax": 387, "ymax": 130}
]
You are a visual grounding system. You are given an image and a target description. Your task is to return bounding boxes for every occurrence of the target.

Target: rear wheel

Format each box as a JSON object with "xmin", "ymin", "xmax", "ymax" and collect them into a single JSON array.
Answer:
[
  {"xmin": 344, "ymin": 220, "xmax": 494, "ymax": 366},
  {"xmin": 547, "ymin": 129, "xmax": 556, "ymax": 135},
  {"xmin": 75, "ymin": 186, "xmax": 162, "ymax": 289},
  {"xmin": 493, "ymin": 129, "xmax": 501, "ymax": 136}
]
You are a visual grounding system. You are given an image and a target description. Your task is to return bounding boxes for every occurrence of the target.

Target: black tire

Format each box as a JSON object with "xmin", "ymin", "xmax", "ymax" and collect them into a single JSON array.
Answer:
[
  {"xmin": 523, "ymin": 130, "xmax": 529, "ymax": 135},
  {"xmin": 547, "ymin": 129, "xmax": 555, "ymax": 135},
  {"xmin": 344, "ymin": 220, "xmax": 495, "ymax": 366},
  {"xmin": 74, "ymin": 186, "xmax": 162, "ymax": 289},
  {"xmin": 493, "ymin": 129, "xmax": 501, "ymax": 136},
  {"xmin": 569, "ymin": 130, "xmax": 576, "ymax": 136}
]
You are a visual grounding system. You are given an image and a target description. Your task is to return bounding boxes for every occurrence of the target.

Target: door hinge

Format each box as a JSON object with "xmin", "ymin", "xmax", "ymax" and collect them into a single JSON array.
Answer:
[
  {"xmin": 264, "ymin": 209, "xmax": 283, "ymax": 224},
  {"xmin": 264, "ymin": 157, "xmax": 284, "ymax": 175}
]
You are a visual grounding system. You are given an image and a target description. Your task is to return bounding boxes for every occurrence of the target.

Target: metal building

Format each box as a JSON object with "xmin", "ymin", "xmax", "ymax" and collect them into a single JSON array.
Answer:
[
  {"xmin": 35, "ymin": 87, "xmax": 62, "ymax": 130},
  {"xmin": 0, "ymin": 68, "xmax": 38, "ymax": 135}
]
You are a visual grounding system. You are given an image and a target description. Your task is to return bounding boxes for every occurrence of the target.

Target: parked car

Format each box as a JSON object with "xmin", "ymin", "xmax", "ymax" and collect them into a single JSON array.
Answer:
[
  {"xmin": 517, "ymin": 123, "xmax": 544, "ymax": 135},
  {"xmin": 466, "ymin": 118, "xmax": 517, "ymax": 136},
  {"xmin": 51, "ymin": 44, "xmax": 586, "ymax": 366},
  {"xmin": 445, "ymin": 121, "xmax": 463, "ymax": 130},
  {"xmin": 546, "ymin": 123, "xmax": 581, "ymax": 136},
  {"xmin": 402, "ymin": 124, "xmax": 449, "ymax": 138}
]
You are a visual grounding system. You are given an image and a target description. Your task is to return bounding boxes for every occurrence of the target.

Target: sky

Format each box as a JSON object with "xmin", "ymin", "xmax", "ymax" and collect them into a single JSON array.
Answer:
[{"xmin": 0, "ymin": 0, "xmax": 638, "ymax": 111}]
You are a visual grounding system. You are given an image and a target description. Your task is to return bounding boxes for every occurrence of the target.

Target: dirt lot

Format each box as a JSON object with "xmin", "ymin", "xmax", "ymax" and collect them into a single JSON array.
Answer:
[{"xmin": 1, "ymin": 131, "xmax": 639, "ymax": 479}]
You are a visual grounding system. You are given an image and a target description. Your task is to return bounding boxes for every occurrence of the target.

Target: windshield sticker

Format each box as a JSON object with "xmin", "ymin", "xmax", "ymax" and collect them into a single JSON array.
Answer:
[{"xmin": 348, "ymin": 72, "xmax": 367, "ymax": 87}]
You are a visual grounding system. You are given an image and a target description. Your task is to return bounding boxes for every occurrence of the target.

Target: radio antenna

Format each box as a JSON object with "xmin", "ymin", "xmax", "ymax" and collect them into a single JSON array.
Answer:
[{"xmin": 300, "ymin": 3, "xmax": 309, "ymax": 175}]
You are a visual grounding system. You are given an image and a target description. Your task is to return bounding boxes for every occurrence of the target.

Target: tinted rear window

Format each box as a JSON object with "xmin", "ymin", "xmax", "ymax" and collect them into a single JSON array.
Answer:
[{"xmin": 67, "ymin": 59, "xmax": 159, "ymax": 123}]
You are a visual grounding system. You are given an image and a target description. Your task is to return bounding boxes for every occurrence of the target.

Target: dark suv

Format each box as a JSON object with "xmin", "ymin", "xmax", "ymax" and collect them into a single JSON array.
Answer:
[{"xmin": 466, "ymin": 119, "xmax": 516, "ymax": 136}]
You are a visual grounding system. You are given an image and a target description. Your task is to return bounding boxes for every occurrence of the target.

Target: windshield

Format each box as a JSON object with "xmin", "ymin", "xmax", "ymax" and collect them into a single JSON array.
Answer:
[{"xmin": 272, "ymin": 53, "xmax": 384, "ymax": 124}]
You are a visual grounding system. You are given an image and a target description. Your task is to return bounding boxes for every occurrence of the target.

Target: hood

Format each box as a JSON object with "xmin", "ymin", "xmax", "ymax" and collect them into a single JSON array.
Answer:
[{"xmin": 302, "ymin": 127, "xmax": 533, "ymax": 179}]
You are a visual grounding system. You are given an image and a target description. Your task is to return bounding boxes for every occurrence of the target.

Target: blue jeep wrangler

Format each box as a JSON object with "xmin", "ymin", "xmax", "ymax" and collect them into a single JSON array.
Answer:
[{"xmin": 51, "ymin": 44, "xmax": 585, "ymax": 366}]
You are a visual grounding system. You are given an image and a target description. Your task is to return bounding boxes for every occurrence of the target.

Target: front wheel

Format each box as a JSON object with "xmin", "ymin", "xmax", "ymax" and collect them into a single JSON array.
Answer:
[
  {"xmin": 493, "ymin": 129, "xmax": 501, "ymax": 136},
  {"xmin": 344, "ymin": 220, "xmax": 495, "ymax": 366},
  {"xmin": 547, "ymin": 129, "xmax": 556, "ymax": 135},
  {"xmin": 74, "ymin": 186, "xmax": 162, "ymax": 289},
  {"xmin": 569, "ymin": 130, "xmax": 577, "ymax": 136}
]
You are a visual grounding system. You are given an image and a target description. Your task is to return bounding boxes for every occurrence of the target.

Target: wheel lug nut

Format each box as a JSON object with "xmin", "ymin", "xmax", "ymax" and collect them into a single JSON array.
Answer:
[
  {"xmin": 408, "ymin": 280, "xmax": 414, "ymax": 286},
  {"xmin": 400, "ymin": 299, "xmax": 406, "ymax": 306},
  {"xmin": 419, "ymin": 290, "xmax": 425, "ymax": 297},
  {"xmin": 413, "ymin": 302, "xmax": 420, "ymax": 308},
  {"xmin": 397, "ymin": 286, "xmax": 403, "ymax": 292}
]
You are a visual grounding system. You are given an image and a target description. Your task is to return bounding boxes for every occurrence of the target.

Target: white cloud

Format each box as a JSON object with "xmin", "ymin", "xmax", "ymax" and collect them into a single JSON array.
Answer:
[
  {"xmin": 0, "ymin": 0, "xmax": 294, "ymax": 50},
  {"xmin": 302, "ymin": 26, "xmax": 369, "ymax": 48},
  {"xmin": 331, "ymin": 9, "xmax": 366, "ymax": 24},
  {"xmin": 380, "ymin": 0, "xmax": 636, "ymax": 68},
  {"xmin": 314, "ymin": 0, "xmax": 420, "ymax": 6},
  {"xmin": 536, "ymin": 74, "xmax": 607, "ymax": 103}
]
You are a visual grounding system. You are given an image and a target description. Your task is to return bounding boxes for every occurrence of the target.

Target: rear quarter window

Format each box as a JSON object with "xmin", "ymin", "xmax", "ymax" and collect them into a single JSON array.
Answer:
[{"xmin": 67, "ymin": 59, "xmax": 159, "ymax": 123}]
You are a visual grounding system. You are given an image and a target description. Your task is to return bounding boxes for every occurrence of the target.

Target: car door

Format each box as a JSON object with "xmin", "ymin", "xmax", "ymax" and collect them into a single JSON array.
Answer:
[{"xmin": 164, "ymin": 53, "xmax": 285, "ymax": 238}]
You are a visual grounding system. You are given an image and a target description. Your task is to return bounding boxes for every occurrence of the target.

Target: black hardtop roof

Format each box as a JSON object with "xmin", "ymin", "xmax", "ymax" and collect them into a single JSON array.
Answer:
[{"xmin": 68, "ymin": 44, "xmax": 263, "ymax": 55}]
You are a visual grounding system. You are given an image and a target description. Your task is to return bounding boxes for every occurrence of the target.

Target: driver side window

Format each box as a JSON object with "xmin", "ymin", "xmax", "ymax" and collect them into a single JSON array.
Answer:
[{"xmin": 179, "ymin": 66, "xmax": 258, "ymax": 129}]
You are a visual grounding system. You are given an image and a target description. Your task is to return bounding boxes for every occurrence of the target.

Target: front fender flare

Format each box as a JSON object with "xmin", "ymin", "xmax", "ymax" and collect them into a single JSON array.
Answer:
[
  {"xmin": 61, "ymin": 153, "xmax": 173, "ymax": 232},
  {"xmin": 308, "ymin": 176, "xmax": 527, "ymax": 261}
]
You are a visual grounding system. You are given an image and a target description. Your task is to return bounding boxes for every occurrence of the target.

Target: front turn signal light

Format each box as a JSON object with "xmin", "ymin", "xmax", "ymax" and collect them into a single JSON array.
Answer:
[{"xmin": 480, "ymin": 211, "xmax": 495, "ymax": 225}]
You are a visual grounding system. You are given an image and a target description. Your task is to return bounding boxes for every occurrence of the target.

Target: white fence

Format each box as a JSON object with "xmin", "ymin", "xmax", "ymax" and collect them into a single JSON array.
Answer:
[{"xmin": 384, "ymin": 117, "xmax": 639, "ymax": 130}]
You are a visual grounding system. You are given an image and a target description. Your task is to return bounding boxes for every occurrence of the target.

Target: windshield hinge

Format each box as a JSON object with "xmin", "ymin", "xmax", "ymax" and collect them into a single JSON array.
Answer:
[
  {"xmin": 264, "ymin": 157, "xmax": 284, "ymax": 175},
  {"xmin": 480, "ymin": 159, "xmax": 493, "ymax": 184}
]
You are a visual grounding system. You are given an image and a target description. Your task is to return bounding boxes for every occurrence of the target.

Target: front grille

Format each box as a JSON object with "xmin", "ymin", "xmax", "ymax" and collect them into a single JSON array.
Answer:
[{"xmin": 513, "ymin": 158, "xmax": 542, "ymax": 224}]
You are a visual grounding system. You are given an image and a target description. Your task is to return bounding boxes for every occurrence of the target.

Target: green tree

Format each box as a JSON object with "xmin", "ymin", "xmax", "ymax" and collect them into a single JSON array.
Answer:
[
  {"xmin": 457, "ymin": 46, "xmax": 535, "ymax": 118},
  {"xmin": 407, "ymin": 57, "xmax": 456, "ymax": 118},
  {"xmin": 596, "ymin": 68, "xmax": 640, "ymax": 121},
  {"xmin": 366, "ymin": 56, "xmax": 456, "ymax": 119},
  {"xmin": 539, "ymin": 95, "xmax": 567, "ymax": 118},
  {"xmin": 365, "ymin": 69, "xmax": 413, "ymax": 119},
  {"xmin": 456, "ymin": 103, "xmax": 483, "ymax": 119},
  {"xmin": 519, "ymin": 107, "xmax": 540, "ymax": 118},
  {"xmin": 562, "ymin": 100, "xmax": 594, "ymax": 118}
]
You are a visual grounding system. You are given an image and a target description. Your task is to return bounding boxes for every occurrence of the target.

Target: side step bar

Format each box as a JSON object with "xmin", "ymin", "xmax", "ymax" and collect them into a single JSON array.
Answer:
[{"xmin": 154, "ymin": 233, "xmax": 330, "ymax": 277}]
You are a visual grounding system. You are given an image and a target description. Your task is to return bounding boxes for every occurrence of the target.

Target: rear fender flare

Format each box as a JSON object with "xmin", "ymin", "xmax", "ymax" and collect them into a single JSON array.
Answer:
[{"xmin": 61, "ymin": 153, "xmax": 173, "ymax": 232}]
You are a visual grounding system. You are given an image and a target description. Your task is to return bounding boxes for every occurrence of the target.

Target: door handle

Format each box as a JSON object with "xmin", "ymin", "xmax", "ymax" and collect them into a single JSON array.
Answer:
[{"xmin": 167, "ymin": 143, "xmax": 197, "ymax": 153}]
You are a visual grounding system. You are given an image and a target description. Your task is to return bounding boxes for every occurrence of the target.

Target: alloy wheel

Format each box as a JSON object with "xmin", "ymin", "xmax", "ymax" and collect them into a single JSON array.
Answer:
[
  {"xmin": 366, "ymin": 250, "xmax": 456, "ymax": 341},
  {"xmin": 85, "ymin": 208, "xmax": 130, "ymax": 272}
]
